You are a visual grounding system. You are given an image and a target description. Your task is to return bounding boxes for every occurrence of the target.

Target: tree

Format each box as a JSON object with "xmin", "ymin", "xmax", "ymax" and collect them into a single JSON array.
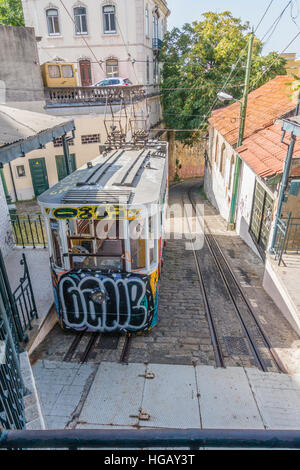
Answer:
[
  {"xmin": 0, "ymin": 0, "xmax": 24, "ymax": 26},
  {"xmin": 160, "ymin": 11, "xmax": 287, "ymax": 143}
]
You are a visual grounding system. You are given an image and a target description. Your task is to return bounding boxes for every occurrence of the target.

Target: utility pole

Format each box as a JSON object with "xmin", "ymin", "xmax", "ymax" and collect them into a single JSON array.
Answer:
[{"xmin": 228, "ymin": 30, "xmax": 254, "ymax": 229}]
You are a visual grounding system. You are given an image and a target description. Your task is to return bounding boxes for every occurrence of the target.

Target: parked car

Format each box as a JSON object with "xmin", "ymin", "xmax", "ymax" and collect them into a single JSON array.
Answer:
[{"xmin": 91, "ymin": 77, "xmax": 133, "ymax": 87}]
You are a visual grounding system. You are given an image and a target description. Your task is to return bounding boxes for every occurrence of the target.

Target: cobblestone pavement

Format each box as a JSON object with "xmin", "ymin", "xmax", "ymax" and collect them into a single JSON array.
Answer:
[{"xmin": 30, "ymin": 179, "xmax": 299, "ymax": 372}]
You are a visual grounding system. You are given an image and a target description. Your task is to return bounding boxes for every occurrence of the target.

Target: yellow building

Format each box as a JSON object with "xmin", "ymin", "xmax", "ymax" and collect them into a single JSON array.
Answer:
[{"xmin": 280, "ymin": 53, "xmax": 300, "ymax": 77}]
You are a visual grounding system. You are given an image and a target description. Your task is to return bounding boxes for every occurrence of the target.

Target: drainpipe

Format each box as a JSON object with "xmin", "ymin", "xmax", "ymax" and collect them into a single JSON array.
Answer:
[
  {"xmin": 62, "ymin": 135, "xmax": 71, "ymax": 176},
  {"xmin": 8, "ymin": 162, "xmax": 18, "ymax": 202},
  {"xmin": 0, "ymin": 165, "xmax": 11, "ymax": 204},
  {"xmin": 269, "ymin": 89, "xmax": 300, "ymax": 252},
  {"xmin": 228, "ymin": 31, "xmax": 254, "ymax": 230}
]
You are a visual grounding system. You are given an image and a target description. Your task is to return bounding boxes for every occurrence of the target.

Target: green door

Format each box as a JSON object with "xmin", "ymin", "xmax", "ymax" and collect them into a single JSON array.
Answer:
[
  {"xmin": 55, "ymin": 154, "xmax": 76, "ymax": 181},
  {"xmin": 29, "ymin": 158, "xmax": 49, "ymax": 197}
]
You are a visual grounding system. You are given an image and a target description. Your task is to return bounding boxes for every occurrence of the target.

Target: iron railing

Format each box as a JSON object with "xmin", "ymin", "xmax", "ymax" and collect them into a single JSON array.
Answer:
[
  {"xmin": 152, "ymin": 38, "xmax": 163, "ymax": 51},
  {"xmin": 1, "ymin": 428, "xmax": 300, "ymax": 449},
  {"xmin": 0, "ymin": 250, "xmax": 26, "ymax": 430},
  {"xmin": 273, "ymin": 214, "xmax": 300, "ymax": 265},
  {"xmin": 12, "ymin": 254, "xmax": 38, "ymax": 333},
  {"xmin": 10, "ymin": 213, "xmax": 47, "ymax": 249}
]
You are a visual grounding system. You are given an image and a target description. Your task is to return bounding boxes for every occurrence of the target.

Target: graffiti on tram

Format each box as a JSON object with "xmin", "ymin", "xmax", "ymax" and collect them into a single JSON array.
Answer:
[{"xmin": 52, "ymin": 268, "xmax": 158, "ymax": 332}]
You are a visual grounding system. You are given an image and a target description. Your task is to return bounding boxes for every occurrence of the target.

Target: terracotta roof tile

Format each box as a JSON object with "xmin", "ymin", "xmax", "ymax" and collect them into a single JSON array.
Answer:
[
  {"xmin": 235, "ymin": 123, "xmax": 300, "ymax": 178},
  {"xmin": 209, "ymin": 75, "xmax": 298, "ymax": 146}
]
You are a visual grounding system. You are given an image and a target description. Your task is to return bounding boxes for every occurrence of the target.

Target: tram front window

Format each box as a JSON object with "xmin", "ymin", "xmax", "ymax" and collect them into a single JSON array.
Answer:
[{"xmin": 67, "ymin": 219, "xmax": 125, "ymax": 270}]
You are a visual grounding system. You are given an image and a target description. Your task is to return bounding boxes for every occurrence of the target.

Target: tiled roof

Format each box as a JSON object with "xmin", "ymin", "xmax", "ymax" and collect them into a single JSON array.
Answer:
[
  {"xmin": 209, "ymin": 75, "xmax": 298, "ymax": 147},
  {"xmin": 236, "ymin": 123, "xmax": 300, "ymax": 179}
]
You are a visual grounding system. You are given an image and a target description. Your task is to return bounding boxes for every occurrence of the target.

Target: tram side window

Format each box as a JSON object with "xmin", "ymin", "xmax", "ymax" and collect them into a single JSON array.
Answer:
[
  {"xmin": 50, "ymin": 220, "xmax": 63, "ymax": 268},
  {"xmin": 149, "ymin": 214, "xmax": 158, "ymax": 266},
  {"xmin": 130, "ymin": 221, "xmax": 146, "ymax": 270}
]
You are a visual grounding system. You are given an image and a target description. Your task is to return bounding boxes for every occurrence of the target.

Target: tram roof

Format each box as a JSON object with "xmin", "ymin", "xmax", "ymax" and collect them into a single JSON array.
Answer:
[{"xmin": 38, "ymin": 142, "xmax": 168, "ymax": 207}]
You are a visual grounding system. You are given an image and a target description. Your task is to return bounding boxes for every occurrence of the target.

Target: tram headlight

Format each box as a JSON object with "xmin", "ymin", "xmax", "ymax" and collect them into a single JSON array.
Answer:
[{"xmin": 91, "ymin": 289, "xmax": 107, "ymax": 304}]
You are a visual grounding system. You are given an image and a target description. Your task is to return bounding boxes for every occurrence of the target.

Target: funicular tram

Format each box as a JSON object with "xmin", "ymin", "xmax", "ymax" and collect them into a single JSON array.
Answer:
[{"xmin": 38, "ymin": 142, "xmax": 168, "ymax": 333}]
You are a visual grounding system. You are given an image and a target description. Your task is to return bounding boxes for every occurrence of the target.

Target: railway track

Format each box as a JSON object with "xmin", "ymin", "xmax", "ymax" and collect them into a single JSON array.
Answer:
[
  {"xmin": 183, "ymin": 182, "xmax": 286, "ymax": 373},
  {"xmin": 63, "ymin": 330, "xmax": 132, "ymax": 364}
]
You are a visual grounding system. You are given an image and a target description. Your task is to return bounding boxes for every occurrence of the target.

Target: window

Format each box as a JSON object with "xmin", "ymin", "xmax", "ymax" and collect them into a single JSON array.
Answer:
[
  {"xmin": 228, "ymin": 155, "xmax": 235, "ymax": 190},
  {"xmin": 153, "ymin": 59, "xmax": 158, "ymax": 83},
  {"xmin": 146, "ymin": 57, "xmax": 150, "ymax": 84},
  {"xmin": 67, "ymin": 219, "xmax": 125, "ymax": 270},
  {"xmin": 62, "ymin": 64, "xmax": 74, "ymax": 78},
  {"xmin": 219, "ymin": 144, "xmax": 226, "ymax": 177},
  {"xmin": 74, "ymin": 6, "xmax": 88, "ymax": 35},
  {"xmin": 50, "ymin": 219, "xmax": 63, "ymax": 268},
  {"xmin": 46, "ymin": 9, "xmax": 60, "ymax": 35},
  {"xmin": 214, "ymin": 135, "xmax": 219, "ymax": 163},
  {"xmin": 130, "ymin": 220, "xmax": 146, "ymax": 270},
  {"xmin": 106, "ymin": 59, "xmax": 119, "ymax": 77},
  {"xmin": 103, "ymin": 5, "xmax": 116, "ymax": 33},
  {"xmin": 145, "ymin": 6, "xmax": 149, "ymax": 36},
  {"xmin": 153, "ymin": 15, "xmax": 158, "ymax": 39},
  {"xmin": 48, "ymin": 64, "xmax": 61, "ymax": 78},
  {"xmin": 15, "ymin": 165, "xmax": 26, "ymax": 178}
]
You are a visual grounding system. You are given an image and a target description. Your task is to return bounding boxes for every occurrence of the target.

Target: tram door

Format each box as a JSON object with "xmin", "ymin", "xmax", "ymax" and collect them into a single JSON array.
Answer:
[{"xmin": 29, "ymin": 158, "xmax": 49, "ymax": 197}]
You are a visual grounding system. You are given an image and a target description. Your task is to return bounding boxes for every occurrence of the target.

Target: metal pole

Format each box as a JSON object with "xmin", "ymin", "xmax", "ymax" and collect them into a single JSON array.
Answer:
[
  {"xmin": 62, "ymin": 135, "xmax": 71, "ymax": 176},
  {"xmin": 270, "ymin": 134, "xmax": 296, "ymax": 252},
  {"xmin": 8, "ymin": 162, "xmax": 18, "ymax": 202},
  {"xmin": 228, "ymin": 31, "xmax": 254, "ymax": 229},
  {"xmin": 0, "ymin": 166, "xmax": 11, "ymax": 204}
]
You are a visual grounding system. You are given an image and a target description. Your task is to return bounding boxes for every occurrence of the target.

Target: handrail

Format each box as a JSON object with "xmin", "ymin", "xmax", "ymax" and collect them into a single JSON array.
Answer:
[{"xmin": 1, "ymin": 428, "xmax": 300, "ymax": 449}]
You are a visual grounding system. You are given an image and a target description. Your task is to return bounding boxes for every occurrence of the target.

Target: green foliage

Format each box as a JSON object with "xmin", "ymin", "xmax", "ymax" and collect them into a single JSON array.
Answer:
[
  {"xmin": 160, "ymin": 11, "xmax": 287, "ymax": 143},
  {"xmin": 0, "ymin": 0, "xmax": 24, "ymax": 26}
]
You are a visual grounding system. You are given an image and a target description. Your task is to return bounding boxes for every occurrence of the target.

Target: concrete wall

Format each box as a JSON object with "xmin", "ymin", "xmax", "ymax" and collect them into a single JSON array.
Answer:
[
  {"xmin": 204, "ymin": 126, "xmax": 262, "ymax": 258},
  {"xmin": 0, "ymin": 25, "xmax": 45, "ymax": 112},
  {"xmin": 204, "ymin": 127, "xmax": 237, "ymax": 221},
  {"xmin": 168, "ymin": 132, "xmax": 205, "ymax": 181},
  {"xmin": 0, "ymin": 180, "xmax": 12, "ymax": 257},
  {"xmin": 22, "ymin": 0, "xmax": 169, "ymax": 86}
]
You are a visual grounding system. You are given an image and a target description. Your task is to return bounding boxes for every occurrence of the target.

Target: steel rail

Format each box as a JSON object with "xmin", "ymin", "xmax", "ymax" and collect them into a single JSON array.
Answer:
[
  {"xmin": 80, "ymin": 332, "xmax": 100, "ymax": 363},
  {"xmin": 63, "ymin": 331, "xmax": 85, "ymax": 362},
  {"xmin": 120, "ymin": 333, "xmax": 132, "ymax": 363},
  {"xmin": 188, "ymin": 184, "xmax": 287, "ymax": 374},
  {"xmin": 180, "ymin": 187, "xmax": 225, "ymax": 368}
]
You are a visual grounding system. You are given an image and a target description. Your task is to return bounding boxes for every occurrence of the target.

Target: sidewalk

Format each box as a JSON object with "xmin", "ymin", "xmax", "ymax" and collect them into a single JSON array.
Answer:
[{"xmin": 32, "ymin": 361, "xmax": 300, "ymax": 431}]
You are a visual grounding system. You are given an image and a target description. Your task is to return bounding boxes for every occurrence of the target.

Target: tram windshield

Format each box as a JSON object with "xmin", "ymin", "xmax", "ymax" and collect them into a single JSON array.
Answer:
[
  {"xmin": 67, "ymin": 219, "xmax": 126, "ymax": 270},
  {"xmin": 49, "ymin": 213, "xmax": 156, "ymax": 273}
]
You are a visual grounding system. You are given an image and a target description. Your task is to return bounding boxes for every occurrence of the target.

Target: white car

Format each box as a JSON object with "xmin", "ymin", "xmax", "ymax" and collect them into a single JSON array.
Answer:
[{"xmin": 92, "ymin": 77, "xmax": 133, "ymax": 87}]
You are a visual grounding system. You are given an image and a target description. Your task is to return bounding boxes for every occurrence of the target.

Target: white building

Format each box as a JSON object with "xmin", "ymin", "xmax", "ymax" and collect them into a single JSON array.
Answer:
[{"xmin": 21, "ymin": 0, "xmax": 170, "ymax": 86}]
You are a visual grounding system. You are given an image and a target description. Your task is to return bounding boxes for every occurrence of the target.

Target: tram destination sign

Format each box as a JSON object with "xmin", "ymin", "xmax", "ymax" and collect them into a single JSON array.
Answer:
[{"xmin": 44, "ymin": 205, "xmax": 143, "ymax": 221}]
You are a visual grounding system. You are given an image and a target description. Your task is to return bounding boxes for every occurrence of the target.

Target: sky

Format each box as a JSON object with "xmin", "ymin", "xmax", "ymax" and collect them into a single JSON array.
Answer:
[{"xmin": 167, "ymin": 0, "xmax": 300, "ymax": 56}]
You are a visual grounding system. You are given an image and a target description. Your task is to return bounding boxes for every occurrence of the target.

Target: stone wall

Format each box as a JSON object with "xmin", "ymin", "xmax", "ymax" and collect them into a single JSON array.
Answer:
[
  {"xmin": 168, "ymin": 131, "xmax": 205, "ymax": 181},
  {"xmin": 0, "ymin": 25, "xmax": 44, "ymax": 109}
]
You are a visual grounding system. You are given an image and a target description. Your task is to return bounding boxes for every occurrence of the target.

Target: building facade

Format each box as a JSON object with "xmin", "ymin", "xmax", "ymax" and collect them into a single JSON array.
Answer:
[
  {"xmin": 204, "ymin": 75, "xmax": 300, "ymax": 259},
  {"xmin": 21, "ymin": 0, "xmax": 170, "ymax": 86}
]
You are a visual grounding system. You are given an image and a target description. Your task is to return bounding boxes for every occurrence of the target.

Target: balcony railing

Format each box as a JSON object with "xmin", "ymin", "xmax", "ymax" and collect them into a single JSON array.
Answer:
[
  {"xmin": 152, "ymin": 37, "xmax": 163, "ymax": 51},
  {"xmin": 45, "ymin": 85, "xmax": 148, "ymax": 107}
]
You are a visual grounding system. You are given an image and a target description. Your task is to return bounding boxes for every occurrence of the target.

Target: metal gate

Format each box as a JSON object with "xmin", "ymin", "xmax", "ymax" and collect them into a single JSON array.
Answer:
[{"xmin": 12, "ymin": 254, "xmax": 38, "ymax": 334}]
